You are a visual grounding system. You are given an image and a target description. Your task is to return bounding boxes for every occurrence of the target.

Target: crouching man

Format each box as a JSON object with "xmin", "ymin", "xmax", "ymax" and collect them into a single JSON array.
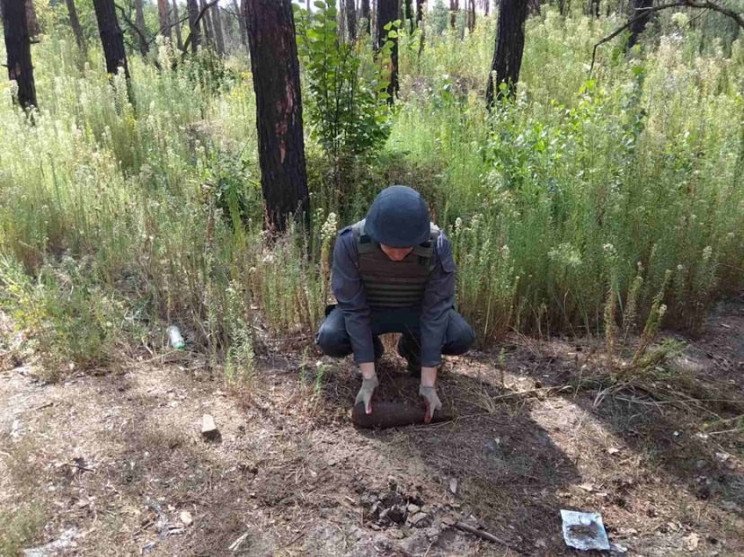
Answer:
[{"xmin": 316, "ymin": 185, "xmax": 475, "ymax": 423}]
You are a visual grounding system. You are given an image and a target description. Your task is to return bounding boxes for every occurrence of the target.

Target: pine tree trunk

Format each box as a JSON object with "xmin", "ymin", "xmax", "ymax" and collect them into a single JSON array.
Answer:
[
  {"xmin": 187, "ymin": 0, "xmax": 201, "ymax": 52},
  {"xmin": 361, "ymin": 0, "xmax": 370, "ymax": 34},
  {"xmin": 404, "ymin": 0, "xmax": 413, "ymax": 33},
  {"xmin": 339, "ymin": 0, "xmax": 347, "ymax": 42},
  {"xmin": 172, "ymin": 0, "xmax": 184, "ymax": 50},
  {"xmin": 65, "ymin": 0, "xmax": 86, "ymax": 51},
  {"xmin": 627, "ymin": 0, "xmax": 652, "ymax": 49},
  {"xmin": 377, "ymin": 0, "xmax": 398, "ymax": 104},
  {"xmin": 483, "ymin": 0, "xmax": 489, "ymax": 16},
  {"xmin": 467, "ymin": 0, "xmax": 475, "ymax": 32},
  {"xmin": 133, "ymin": 0, "xmax": 150, "ymax": 54},
  {"xmin": 234, "ymin": 0, "xmax": 249, "ymax": 54},
  {"xmin": 199, "ymin": 0, "xmax": 213, "ymax": 46},
  {"xmin": 158, "ymin": 0, "xmax": 172, "ymax": 39},
  {"xmin": 346, "ymin": 0, "xmax": 357, "ymax": 41},
  {"xmin": 244, "ymin": 0, "xmax": 310, "ymax": 232},
  {"xmin": 450, "ymin": 0, "xmax": 458, "ymax": 28},
  {"xmin": 213, "ymin": 6, "xmax": 225, "ymax": 54},
  {"xmin": 1, "ymin": 0, "xmax": 37, "ymax": 109},
  {"xmin": 25, "ymin": 0, "xmax": 39, "ymax": 37},
  {"xmin": 92, "ymin": 0, "xmax": 129, "ymax": 78},
  {"xmin": 416, "ymin": 0, "xmax": 425, "ymax": 26},
  {"xmin": 417, "ymin": 0, "xmax": 426, "ymax": 55},
  {"xmin": 590, "ymin": 0, "xmax": 600, "ymax": 17},
  {"xmin": 485, "ymin": 0, "xmax": 528, "ymax": 108}
]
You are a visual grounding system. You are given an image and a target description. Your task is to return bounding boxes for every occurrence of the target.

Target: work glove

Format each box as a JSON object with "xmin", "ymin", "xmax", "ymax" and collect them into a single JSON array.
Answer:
[
  {"xmin": 355, "ymin": 374, "xmax": 379, "ymax": 415},
  {"xmin": 419, "ymin": 385, "xmax": 442, "ymax": 424}
]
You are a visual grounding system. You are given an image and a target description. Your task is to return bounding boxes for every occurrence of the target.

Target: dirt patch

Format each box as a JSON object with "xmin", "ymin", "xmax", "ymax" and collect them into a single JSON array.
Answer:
[{"xmin": 1, "ymin": 299, "xmax": 743, "ymax": 555}]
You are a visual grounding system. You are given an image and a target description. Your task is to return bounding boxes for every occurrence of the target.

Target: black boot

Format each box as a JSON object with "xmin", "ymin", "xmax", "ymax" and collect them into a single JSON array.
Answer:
[
  {"xmin": 397, "ymin": 334, "xmax": 421, "ymax": 377},
  {"xmin": 373, "ymin": 335, "xmax": 384, "ymax": 362}
]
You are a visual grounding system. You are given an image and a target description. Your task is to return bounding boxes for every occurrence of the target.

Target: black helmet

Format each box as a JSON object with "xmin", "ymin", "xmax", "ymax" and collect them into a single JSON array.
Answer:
[{"xmin": 365, "ymin": 185, "xmax": 430, "ymax": 248}]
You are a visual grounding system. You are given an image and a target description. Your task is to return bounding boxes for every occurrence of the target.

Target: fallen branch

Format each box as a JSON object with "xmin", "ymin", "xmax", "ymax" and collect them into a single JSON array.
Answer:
[
  {"xmin": 455, "ymin": 521, "xmax": 522, "ymax": 552},
  {"xmin": 590, "ymin": 0, "xmax": 744, "ymax": 74}
]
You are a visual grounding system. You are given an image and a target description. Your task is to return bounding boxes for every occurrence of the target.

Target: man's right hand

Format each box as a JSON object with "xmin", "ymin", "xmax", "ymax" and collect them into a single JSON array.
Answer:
[{"xmin": 355, "ymin": 371, "xmax": 378, "ymax": 415}]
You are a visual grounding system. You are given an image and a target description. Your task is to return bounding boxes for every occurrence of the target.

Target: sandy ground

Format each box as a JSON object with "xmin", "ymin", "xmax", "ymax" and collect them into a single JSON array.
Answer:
[{"xmin": 1, "ymin": 299, "xmax": 743, "ymax": 556}]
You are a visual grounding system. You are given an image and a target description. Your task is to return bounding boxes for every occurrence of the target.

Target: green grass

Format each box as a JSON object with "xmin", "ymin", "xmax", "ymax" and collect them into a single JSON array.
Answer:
[{"xmin": 0, "ymin": 7, "xmax": 742, "ymax": 377}]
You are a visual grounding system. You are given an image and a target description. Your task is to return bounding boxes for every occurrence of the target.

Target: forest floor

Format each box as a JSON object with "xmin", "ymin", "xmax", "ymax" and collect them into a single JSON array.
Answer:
[{"xmin": 1, "ymin": 299, "xmax": 744, "ymax": 556}]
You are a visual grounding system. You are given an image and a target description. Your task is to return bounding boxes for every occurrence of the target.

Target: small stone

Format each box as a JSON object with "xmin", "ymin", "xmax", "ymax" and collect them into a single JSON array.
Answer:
[
  {"xmin": 449, "ymin": 478, "xmax": 458, "ymax": 494},
  {"xmin": 179, "ymin": 511, "xmax": 193, "ymax": 526},
  {"xmin": 721, "ymin": 501, "xmax": 742, "ymax": 513},
  {"xmin": 409, "ymin": 512, "xmax": 430, "ymax": 527},
  {"xmin": 579, "ymin": 483, "xmax": 594, "ymax": 492},
  {"xmin": 407, "ymin": 504, "xmax": 421, "ymax": 514},
  {"xmin": 607, "ymin": 447, "xmax": 620, "ymax": 455},
  {"xmin": 684, "ymin": 532, "xmax": 700, "ymax": 551},
  {"xmin": 389, "ymin": 530, "xmax": 404, "ymax": 539},
  {"xmin": 201, "ymin": 414, "xmax": 220, "ymax": 441},
  {"xmin": 441, "ymin": 515, "xmax": 456, "ymax": 527},
  {"xmin": 387, "ymin": 476, "xmax": 397, "ymax": 491}
]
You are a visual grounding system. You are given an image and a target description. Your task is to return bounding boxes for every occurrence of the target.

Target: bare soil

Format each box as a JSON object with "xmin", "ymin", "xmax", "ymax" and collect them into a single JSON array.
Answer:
[{"xmin": 1, "ymin": 298, "xmax": 743, "ymax": 556}]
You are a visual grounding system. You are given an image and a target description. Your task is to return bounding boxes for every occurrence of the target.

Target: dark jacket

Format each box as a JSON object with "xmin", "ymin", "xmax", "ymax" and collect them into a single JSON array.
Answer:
[{"xmin": 331, "ymin": 223, "xmax": 457, "ymax": 367}]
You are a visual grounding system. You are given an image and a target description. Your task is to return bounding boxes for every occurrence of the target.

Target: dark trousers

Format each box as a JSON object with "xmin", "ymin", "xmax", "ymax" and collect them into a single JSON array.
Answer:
[{"xmin": 315, "ymin": 305, "xmax": 475, "ymax": 366}]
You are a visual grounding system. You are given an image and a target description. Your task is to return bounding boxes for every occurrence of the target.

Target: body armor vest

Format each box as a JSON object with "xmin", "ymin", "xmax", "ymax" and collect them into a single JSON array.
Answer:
[{"xmin": 352, "ymin": 219, "xmax": 440, "ymax": 308}]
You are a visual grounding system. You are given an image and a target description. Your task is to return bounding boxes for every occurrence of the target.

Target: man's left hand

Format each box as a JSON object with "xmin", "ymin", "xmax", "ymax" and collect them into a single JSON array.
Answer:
[{"xmin": 419, "ymin": 385, "xmax": 442, "ymax": 424}]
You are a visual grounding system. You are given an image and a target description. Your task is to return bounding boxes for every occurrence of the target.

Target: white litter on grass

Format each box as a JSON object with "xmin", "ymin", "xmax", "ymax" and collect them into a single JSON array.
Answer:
[{"xmin": 560, "ymin": 510, "xmax": 611, "ymax": 551}]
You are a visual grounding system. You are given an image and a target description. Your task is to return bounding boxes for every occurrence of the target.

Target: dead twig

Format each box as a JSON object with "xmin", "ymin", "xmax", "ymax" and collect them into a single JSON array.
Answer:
[
  {"xmin": 706, "ymin": 427, "xmax": 743, "ymax": 437},
  {"xmin": 228, "ymin": 530, "xmax": 250, "ymax": 552},
  {"xmin": 454, "ymin": 521, "xmax": 521, "ymax": 552}
]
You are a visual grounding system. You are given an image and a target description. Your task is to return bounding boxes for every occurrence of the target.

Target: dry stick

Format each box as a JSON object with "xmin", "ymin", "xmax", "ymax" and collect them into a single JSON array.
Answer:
[
  {"xmin": 454, "ymin": 521, "xmax": 522, "ymax": 553},
  {"xmin": 589, "ymin": 0, "xmax": 744, "ymax": 75}
]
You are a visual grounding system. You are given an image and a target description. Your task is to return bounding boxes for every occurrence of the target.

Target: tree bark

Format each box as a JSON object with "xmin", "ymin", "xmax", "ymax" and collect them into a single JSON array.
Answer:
[
  {"xmin": 172, "ymin": 0, "xmax": 184, "ymax": 50},
  {"xmin": 483, "ymin": 0, "xmax": 489, "ymax": 16},
  {"xmin": 244, "ymin": 0, "xmax": 310, "ymax": 232},
  {"xmin": 590, "ymin": 0, "xmax": 600, "ymax": 17},
  {"xmin": 187, "ymin": 0, "xmax": 201, "ymax": 52},
  {"xmin": 199, "ymin": 0, "xmax": 213, "ymax": 46},
  {"xmin": 361, "ymin": 0, "xmax": 371, "ymax": 32},
  {"xmin": 1, "ymin": 0, "xmax": 37, "ymax": 109},
  {"xmin": 346, "ymin": 0, "xmax": 357, "ymax": 41},
  {"xmin": 92, "ymin": 0, "xmax": 130, "ymax": 78},
  {"xmin": 416, "ymin": 0, "xmax": 425, "ymax": 26},
  {"xmin": 404, "ymin": 0, "xmax": 413, "ymax": 32},
  {"xmin": 376, "ymin": 0, "xmax": 398, "ymax": 104},
  {"xmin": 132, "ymin": 0, "xmax": 150, "ymax": 54},
  {"xmin": 158, "ymin": 0, "xmax": 172, "ymax": 39},
  {"xmin": 234, "ymin": 0, "xmax": 249, "ymax": 54},
  {"xmin": 65, "ymin": 0, "xmax": 86, "ymax": 51},
  {"xmin": 627, "ymin": 0, "xmax": 652, "ymax": 49},
  {"xmin": 450, "ymin": 0, "xmax": 458, "ymax": 28},
  {"xmin": 467, "ymin": 0, "xmax": 475, "ymax": 32},
  {"xmin": 485, "ymin": 0, "xmax": 528, "ymax": 108},
  {"xmin": 212, "ymin": 6, "xmax": 225, "ymax": 54},
  {"xmin": 25, "ymin": 0, "xmax": 39, "ymax": 37}
]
